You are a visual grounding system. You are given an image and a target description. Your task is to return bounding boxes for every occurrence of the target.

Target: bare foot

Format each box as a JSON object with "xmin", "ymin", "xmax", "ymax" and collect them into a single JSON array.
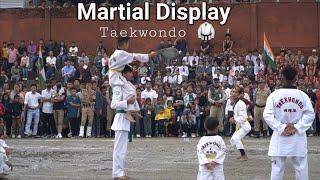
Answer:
[
  {"xmin": 114, "ymin": 176, "xmax": 130, "ymax": 180},
  {"xmin": 239, "ymin": 155, "xmax": 248, "ymax": 161}
]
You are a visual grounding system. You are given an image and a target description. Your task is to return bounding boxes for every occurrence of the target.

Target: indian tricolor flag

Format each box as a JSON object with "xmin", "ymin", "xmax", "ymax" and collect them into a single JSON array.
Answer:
[
  {"xmin": 263, "ymin": 33, "xmax": 277, "ymax": 70},
  {"xmin": 37, "ymin": 47, "xmax": 46, "ymax": 89}
]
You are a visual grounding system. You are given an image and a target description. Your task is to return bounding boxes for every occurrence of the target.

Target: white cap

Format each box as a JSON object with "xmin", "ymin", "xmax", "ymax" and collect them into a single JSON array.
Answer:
[{"xmin": 312, "ymin": 49, "xmax": 316, "ymax": 52}]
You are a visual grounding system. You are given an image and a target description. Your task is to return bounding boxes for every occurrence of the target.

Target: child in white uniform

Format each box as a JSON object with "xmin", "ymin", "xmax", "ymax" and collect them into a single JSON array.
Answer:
[
  {"xmin": 0, "ymin": 140, "xmax": 12, "ymax": 177},
  {"xmin": 229, "ymin": 85, "xmax": 251, "ymax": 161},
  {"xmin": 197, "ymin": 117, "xmax": 226, "ymax": 180}
]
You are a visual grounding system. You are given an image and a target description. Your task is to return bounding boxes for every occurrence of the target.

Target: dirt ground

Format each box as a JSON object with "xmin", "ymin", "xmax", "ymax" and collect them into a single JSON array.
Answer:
[{"xmin": 4, "ymin": 137, "xmax": 320, "ymax": 180}]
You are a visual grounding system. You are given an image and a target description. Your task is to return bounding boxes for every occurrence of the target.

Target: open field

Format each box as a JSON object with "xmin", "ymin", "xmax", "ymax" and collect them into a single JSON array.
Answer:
[{"xmin": 4, "ymin": 137, "xmax": 320, "ymax": 180}]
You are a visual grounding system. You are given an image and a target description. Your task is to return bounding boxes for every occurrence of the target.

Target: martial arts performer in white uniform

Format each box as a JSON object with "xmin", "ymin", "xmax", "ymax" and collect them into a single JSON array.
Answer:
[
  {"xmin": 111, "ymin": 65, "xmax": 137, "ymax": 180},
  {"xmin": 109, "ymin": 36, "xmax": 156, "ymax": 122},
  {"xmin": 197, "ymin": 117, "xmax": 226, "ymax": 180},
  {"xmin": 229, "ymin": 85, "xmax": 251, "ymax": 161},
  {"xmin": 263, "ymin": 65, "xmax": 315, "ymax": 180}
]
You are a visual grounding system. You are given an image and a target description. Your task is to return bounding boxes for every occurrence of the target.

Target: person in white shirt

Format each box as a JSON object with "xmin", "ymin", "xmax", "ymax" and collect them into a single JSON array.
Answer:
[
  {"xmin": 263, "ymin": 65, "xmax": 315, "ymax": 180},
  {"xmin": 197, "ymin": 117, "xmax": 226, "ymax": 180},
  {"xmin": 254, "ymin": 58, "xmax": 265, "ymax": 76},
  {"xmin": 78, "ymin": 52, "xmax": 89, "ymax": 65},
  {"xmin": 69, "ymin": 41, "xmax": 78, "ymax": 60},
  {"xmin": 182, "ymin": 52, "xmax": 191, "ymax": 65},
  {"xmin": 189, "ymin": 51, "xmax": 199, "ymax": 67},
  {"xmin": 172, "ymin": 70, "xmax": 183, "ymax": 86},
  {"xmin": 23, "ymin": 84, "xmax": 42, "ymax": 137},
  {"xmin": 179, "ymin": 61, "xmax": 189, "ymax": 81},
  {"xmin": 212, "ymin": 69, "xmax": 224, "ymax": 83},
  {"xmin": 46, "ymin": 51, "xmax": 56, "ymax": 68},
  {"xmin": 46, "ymin": 51, "xmax": 56, "ymax": 79},
  {"xmin": 251, "ymin": 49, "xmax": 263, "ymax": 66},
  {"xmin": 163, "ymin": 70, "xmax": 173, "ymax": 84},
  {"xmin": 41, "ymin": 83, "xmax": 55, "ymax": 137},
  {"xmin": 229, "ymin": 85, "xmax": 251, "ymax": 161},
  {"xmin": 141, "ymin": 81, "xmax": 158, "ymax": 106}
]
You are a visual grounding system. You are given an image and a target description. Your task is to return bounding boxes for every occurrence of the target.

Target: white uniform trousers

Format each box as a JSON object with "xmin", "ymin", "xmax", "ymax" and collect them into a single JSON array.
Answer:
[
  {"xmin": 270, "ymin": 156, "xmax": 308, "ymax": 180},
  {"xmin": 230, "ymin": 122, "xmax": 251, "ymax": 150},
  {"xmin": 112, "ymin": 130, "xmax": 129, "ymax": 178},
  {"xmin": 197, "ymin": 165, "xmax": 224, "ymax": 180}
]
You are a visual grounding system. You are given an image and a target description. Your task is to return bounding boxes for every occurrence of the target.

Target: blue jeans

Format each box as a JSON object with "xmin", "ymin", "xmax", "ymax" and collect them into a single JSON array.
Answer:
[
  {"xmin": 57, "ymin": 54, "xmax": 67, "ymax": 68},
  {"xmin": 25, "ymin": 109, "xmax": 40, "ymax": 136},
  {"xmin": 22, "ymin": 67, "xmax": 28, "ymax": 79}
]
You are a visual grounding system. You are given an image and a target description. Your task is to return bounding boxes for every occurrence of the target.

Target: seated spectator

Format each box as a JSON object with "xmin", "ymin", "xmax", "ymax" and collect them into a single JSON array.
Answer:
[
  {"xmin": 46, "ymin": 51, "xmax": 57, "ymax": 80},
  {"xmin": 57, "ymin": 41, "xmax": 67, "ymax": 69},
  {"xmin": 78, "ymin": 52, "xmax": 89, "ymax": 65},
  {"xmin": 62, "ymin": 60, "xmax": 76, "ymax": 84},
  {"xmin": 10, "ymin": 62, "xmax": 21, "ymax": 83},
  {"xmin": 223, "ymin": 32, "xmax": 233, "ymax": 52},
  {"xmin": 20, "ymin": 52, "xmax": 29, "ymax": 81},
  {"xmin": 69, "ymin": 41, "xmax": 78, "ymax": 61}
]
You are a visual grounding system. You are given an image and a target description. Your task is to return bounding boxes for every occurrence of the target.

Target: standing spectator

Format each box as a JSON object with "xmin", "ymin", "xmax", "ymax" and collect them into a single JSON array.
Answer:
[
  {"xmin": 52, "ymin": 81, "xmax": 66, "ymax": 138},
  {"xmin": 208, "ymin": 78, "xmax": 227, "ymax": 134},
  {"xmin": 104, "ymin": 80, "xmax": 114, "ymax": 137},
  {"xmin": 41, "ymin": 83, "xmax": 55, "ymax": 137},
  {"xmin": 20, "ymin": 52, "xmax": 29, "ymax": 81},
  {"xmin": 69, "ymin": 41, "xmax": 78, "ymax": 62},
  {"xmin": 27, "ymin": 41, "xmax": 37, "ymax": 70},
  {"xmin": 183, "ymin": 84, "xmax": 197, "ymax": 108},
  {"xmin": 23, "ymin": 84, "xmax": 42, "ymax": 137},
  {"xmin": 10, "ymin": 62, "xmax": 21, "ymax": 83},
  {"xmin": 92, "ymin": 82, "xmax": 103, "ymax": 137},
  {"xmin": 296, "ymin": 50, "xmax": 306, "ymax": 66},
  {"xmin": 253, "ymin": 80, "xmax": 271, "ymax": 138},
  {"xmin": 181, "ymin": 109, "xmax": 196, "ymax": 138},
  {"xmin": 141, "ymin": 81, "xmax": 158, "ymax": 106},
  {"xmin": 66, "ymin": 87, "xmax": 81, "ymax": 137},
  {"xmin": 11, "ymin": 95, "xmax": 23, "ymax": 138},
  {"xmin": 154, "ymin": 97, "xmax": 166, "ymax": 137},
  {"xmin": 46, "ymin": 51, "xmax": 57, "ymax": 80},
  {"xmin": 57, "ymin": 41, "xmax": 67, "ymax": 69},
  {"xmin": 142, "ymin": 98, "xmax": 153, "ymax": 138},
  {"xmin": 2, "ymin": 93, "xmax": 12, "ymax": 137},
  {"xmin": 78, "ymin": 82, "xmax": 96, "ymax": 138},
  {"xmin": 62, "ymin": 60, "xmax": 76, "ymax": 83},
  {"xmin": 1, "ymin": 42, "xmax": 9, "ymax": 72},
  {"xmin": 8, "ymin": 43, "xmax": 19, "ymax": 70},
  {"xmin": 18, "ymin": 40, "xmax": 27, "ymax": 58}
]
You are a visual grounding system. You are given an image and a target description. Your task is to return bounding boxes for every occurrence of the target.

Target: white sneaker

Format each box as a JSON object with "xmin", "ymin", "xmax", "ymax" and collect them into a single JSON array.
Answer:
[
  {"xmin": 191, "ymin": 133, "xmax": 196, "ymax": 138},
  {"xmin": 136, "ymin": 134, "xmax": 141, "ymax": 138},
  {"xmin": 11, "ymin": 135, "xmax": 16, "ymax": 138},
  {"xmin": 56, "ymin": 133, "xmax": 63, "ymax": 139},
  {"xmin": 182, "ymin": 133, "xmax": 187, "ymax": 138},
  {"xmin": 147, "ymin": 135, "xmax": 152, "ymax": 138},
  {"xmin": 67, "ymin": 132, "xmax": 72, "ymax": 138}
]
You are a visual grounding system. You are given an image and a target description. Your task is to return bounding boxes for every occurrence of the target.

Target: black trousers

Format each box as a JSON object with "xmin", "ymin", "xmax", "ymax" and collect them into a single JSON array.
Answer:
[
  {"xmin": 42, "ymin": 113, "xmax": 56, "ymax": 135},
  {"xmin": 69, "ymin": 117, "xmax": 79, "ymax": 136}
]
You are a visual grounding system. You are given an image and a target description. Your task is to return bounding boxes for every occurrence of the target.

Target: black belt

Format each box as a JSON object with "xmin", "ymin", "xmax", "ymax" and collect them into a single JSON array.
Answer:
[
  {"xmin": 28, "ymin": 107, "xmax": 39, "ymax": 110},
  {"xmin": 255, "ymin": 104, "xmax": 265, "ymax": 108}
]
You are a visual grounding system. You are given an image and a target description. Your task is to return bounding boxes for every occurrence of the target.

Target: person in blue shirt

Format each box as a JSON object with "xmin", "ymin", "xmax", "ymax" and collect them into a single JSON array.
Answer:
[{"xmin": 66, "ymin": 87, "xmax": 81, "ymax": 137}]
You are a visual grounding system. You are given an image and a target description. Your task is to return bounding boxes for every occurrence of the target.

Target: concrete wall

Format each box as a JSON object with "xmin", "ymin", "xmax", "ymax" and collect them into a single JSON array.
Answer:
[{"xmin": 0, "ymin": 2, "xmax": 319, "ymax": 55}]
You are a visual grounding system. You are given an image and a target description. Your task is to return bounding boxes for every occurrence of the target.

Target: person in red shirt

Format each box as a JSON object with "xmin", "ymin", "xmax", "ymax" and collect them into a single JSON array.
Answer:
[{"xmin": 305, "ymin": 59, "xmax": 316, "ymax": 76}]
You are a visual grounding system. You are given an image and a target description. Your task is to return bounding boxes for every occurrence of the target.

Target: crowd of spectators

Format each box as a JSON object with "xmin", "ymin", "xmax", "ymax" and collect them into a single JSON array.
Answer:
[{"xmin": 0, "ymin": 32, "xmax": 319, "ymax": 139}]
